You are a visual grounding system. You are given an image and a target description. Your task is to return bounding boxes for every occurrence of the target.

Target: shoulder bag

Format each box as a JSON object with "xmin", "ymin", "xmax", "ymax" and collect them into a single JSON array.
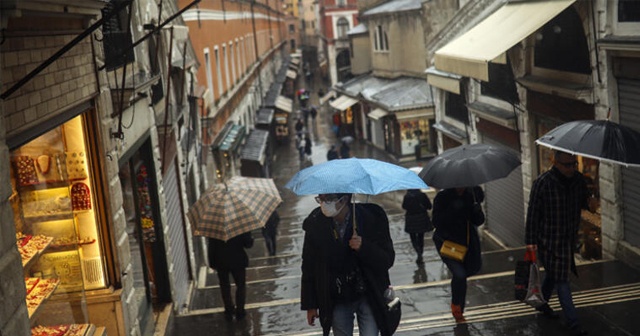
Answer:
[{"xmin": 439, "ymin": 223, "xmax": 468, "ymax": 262}]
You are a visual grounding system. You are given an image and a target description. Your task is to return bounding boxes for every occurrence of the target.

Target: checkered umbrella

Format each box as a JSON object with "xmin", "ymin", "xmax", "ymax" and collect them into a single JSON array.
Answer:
[{"xmin": 188, "ymin": 176, "xmax": 282, "ymax": 241}]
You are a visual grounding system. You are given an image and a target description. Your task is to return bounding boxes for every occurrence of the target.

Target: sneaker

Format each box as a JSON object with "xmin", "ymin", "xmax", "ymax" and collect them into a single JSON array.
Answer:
[
  {"xmin": 236, "ymin": 309, "xmax": 247, "ymax": 320},
  {"xmin": 536, "ymin": 303, "xmax": 559, "ymax": 319}
]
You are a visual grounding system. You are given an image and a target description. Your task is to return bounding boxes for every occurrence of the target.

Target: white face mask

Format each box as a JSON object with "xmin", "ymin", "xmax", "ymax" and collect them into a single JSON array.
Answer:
[{"xmin": 320, "ymin": 198, "xmax": 346, "ymax": 217}]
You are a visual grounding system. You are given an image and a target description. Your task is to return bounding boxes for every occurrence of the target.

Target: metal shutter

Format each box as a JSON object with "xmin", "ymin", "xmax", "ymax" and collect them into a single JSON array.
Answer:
[
  {"xmin": 619, "ymin": 78, "xmax": 640, "ymax": 246},
  {"xmin": 483, "ymin": 137, "xmax": 525, "ymax": 247},
  {"xmin": 164, "ymin": 161, "xmax": 192, "ymax": 310}
]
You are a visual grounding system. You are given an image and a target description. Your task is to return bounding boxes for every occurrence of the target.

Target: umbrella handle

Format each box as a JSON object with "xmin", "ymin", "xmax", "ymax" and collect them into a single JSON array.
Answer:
[{"xmin": 352, "ymin": 195, "xmax": 358, "ymax": 236}]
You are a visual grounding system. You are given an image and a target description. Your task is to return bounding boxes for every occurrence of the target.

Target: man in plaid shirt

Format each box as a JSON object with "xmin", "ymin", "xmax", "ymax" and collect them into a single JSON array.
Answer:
[{"xmin": 525, "ymin": 151, "xmax": 596, "ymax": 336}]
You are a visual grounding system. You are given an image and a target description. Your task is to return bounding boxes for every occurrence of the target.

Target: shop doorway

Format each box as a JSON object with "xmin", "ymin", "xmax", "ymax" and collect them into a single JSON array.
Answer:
[{"xmin": 118, "ymin": 140, "xmax": 170, "ymax": 332}]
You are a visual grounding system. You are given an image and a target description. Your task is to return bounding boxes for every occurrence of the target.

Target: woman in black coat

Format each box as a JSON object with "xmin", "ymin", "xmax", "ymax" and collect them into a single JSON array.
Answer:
[
  {"xmin": 402, "ymin": 189, "xmax": 432, "ymax": 264},
  {"xmin": 432, "ymin": 186, "xmax": 484, "ymax": 323},
  {"xmin": 208, "ymin": 232, "xmax": 254, "ymax": 320}
]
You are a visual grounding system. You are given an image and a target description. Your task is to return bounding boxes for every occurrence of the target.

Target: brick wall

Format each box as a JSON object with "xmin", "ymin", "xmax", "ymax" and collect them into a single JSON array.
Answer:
[{"xmin": 1, "ymin": 35, "xmax": 97, "ymax": 136}]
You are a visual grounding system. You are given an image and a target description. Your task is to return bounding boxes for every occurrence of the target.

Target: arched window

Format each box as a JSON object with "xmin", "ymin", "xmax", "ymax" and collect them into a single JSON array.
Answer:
[{"xmin": 337, "ymin": 17, "xmax": 349, "ymax": 39}]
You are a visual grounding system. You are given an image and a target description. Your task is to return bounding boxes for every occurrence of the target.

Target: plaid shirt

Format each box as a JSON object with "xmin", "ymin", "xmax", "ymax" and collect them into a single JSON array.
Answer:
[{"xmin": 525, "ymin": 167, "xmax": 588, "ymax": 281}]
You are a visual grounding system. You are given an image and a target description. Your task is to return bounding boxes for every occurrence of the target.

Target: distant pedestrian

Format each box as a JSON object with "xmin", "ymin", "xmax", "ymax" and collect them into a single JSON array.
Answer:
[
  {"xmin": 304, "ymin": 134, "xmax": 312, "ymax": 156},
  {"xmin": 310, "ymin": 106, "xmax": 318, "ymax": 121},
  {"xmin": 302, "ymin": 108, "xmax": 310, "ymax": 126},
  {"xmin": 326, "ymin": 145, "xmax": 339, "ymax": 161},
  {"xmin": 432, "ymin": 186, "xmax": 485, "ymax": 323},
  {"xmin": 207, "ymin": 232, "xmax": 254, "ymax": 321},
  {"xmin": 332, "ymin": 112, "xmax": 341, "ymax": 136},
  {"xmin": 402, "ymin": 189, "xmax": 433, "ymax": 264},
  {"xmin": 262, "ymin": 210, "xmax": 280, "ymax": 256},
  {"xmin": 298, "ymin": 136, "xmax": 307, "ymax": 160},
  {"xmin": 339, "ymin": 140, "xmax": 351, "ymax": 159},
  {"xmin": 525, "ymin": 151, "xmax": 596, "ymax": 336},
  {"xmin": 295, "ymin": 118, "xmax": 304, "ymax": 133}
]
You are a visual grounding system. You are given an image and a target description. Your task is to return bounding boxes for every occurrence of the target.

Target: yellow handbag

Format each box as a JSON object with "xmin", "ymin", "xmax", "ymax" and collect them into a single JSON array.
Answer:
[{"xmin": 439, "ymin": 223, "xmax": 469, "ymax": 262}]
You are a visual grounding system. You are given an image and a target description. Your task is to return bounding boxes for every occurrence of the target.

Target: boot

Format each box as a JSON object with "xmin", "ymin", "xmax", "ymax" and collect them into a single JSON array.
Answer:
[{"xmin": 451, "ymin": 303, "xmax": 466, "ymax": 323}]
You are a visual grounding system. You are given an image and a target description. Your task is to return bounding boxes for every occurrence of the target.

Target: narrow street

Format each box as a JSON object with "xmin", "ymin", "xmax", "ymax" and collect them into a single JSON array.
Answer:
[{"xmin": 169, "ymin": 77, "xmax": 640, "ymax": 336}]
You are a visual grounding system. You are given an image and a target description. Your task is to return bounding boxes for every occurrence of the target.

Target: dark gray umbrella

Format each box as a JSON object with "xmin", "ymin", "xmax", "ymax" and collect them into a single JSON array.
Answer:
[
  {"xmin": 536, "ymin": 120, "xmax": 640, "ymax": 167},
  {"xmin": 419, "ymin": 143, "xmax": 521, "ymax": 189}
]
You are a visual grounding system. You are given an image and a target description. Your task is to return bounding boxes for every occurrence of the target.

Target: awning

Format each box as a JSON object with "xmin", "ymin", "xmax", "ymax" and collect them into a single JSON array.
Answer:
[
  {"xmin": 319, "ymin": 90, "xmax": 336, "ymax": 105},
  {"xmin": 368, "ymin": 108, "xmax": 388, "ymax": 121},
  {"xmin": 434, "ymin": 0, "xmax": 575, "ymax": 81},
  {"xmin": 275, "ymin": 95, "xmax": 293, "ymax": 113},
  {"xmin": 433, "ymin": 121, "xmax": 466, "ymax": 142},
  {"xmin": 240, "ymin": 129, "xmax": 269, "ymax": 164},
  {"xmin": 213, "ymin": 124, "xmax": 246, "ymax": 152},
  {"xmin": 330, "ymin": 95, "xmax": 359, "ymax": 111},
  {"xmin": 425, "ymin": 67, "xmax": 462, "ymax": 95},
  {"xmin": 286, "ymin": 69, "xmax": 298, "ymax": 80},
  {"xmin": 394, "ymin": 108, "xmax": 434, "ymax": 120}
]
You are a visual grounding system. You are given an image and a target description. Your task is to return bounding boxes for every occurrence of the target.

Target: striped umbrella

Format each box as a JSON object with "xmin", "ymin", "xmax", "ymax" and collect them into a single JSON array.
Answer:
[{"xmin": 188, "ymin": 176, "xmax": 282, "ymax": 241}]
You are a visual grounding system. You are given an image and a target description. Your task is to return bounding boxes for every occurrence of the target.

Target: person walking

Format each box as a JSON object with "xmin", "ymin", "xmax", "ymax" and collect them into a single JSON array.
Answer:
[
  {"xmin": 525, "ymin": 151, "xmax": 595, "ymax": 336},
  {"xmin": 339, "ymin": 140, "xmax": 351, "ymax": 159},
  {"xmin": 327, "ymin": 145, "xmax": 339, "ymax": 161},
  {"xmin": 432, "ymin": 186, "xmax": 485, "ymax": 323},
  {"xmin": 301, "ymin": 193, "xmax": 397, "ymax": 336},
  {"xmin": 402, "ymin": 189, "xmax": 433, "ymax": 264},
  {"xmin": 262, "ymin": 210, "xmax": 280, "ymax": 256},
  {"xmin": 207, "ymin": 232, "xmax": 254, "ymax": 321}
]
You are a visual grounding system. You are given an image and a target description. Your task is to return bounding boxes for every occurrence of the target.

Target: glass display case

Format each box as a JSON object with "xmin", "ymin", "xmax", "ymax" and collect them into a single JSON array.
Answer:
[{"xmin": 10, "ymin": 115, "xmax": 107, "ymax": 334}]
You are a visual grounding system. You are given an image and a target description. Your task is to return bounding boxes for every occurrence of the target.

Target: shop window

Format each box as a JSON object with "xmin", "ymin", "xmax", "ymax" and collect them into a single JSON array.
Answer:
[
  {"xmin": 534, "ymin": 7, "xmax": 590, "ymax": 75},
  {"xmin": 102, "ymin": 0, "xmax": 135, "ymax": 71},
  {"xmin": 10, "ymin": 115, "xmax": 107, "ymax": 327},
  {"xmin": 445, "ymin": 91, "xmax": 469, "ymax": 125},
  {"xmin": 481, "ymin": 59, "xmax": 519, "ymax": 104}
]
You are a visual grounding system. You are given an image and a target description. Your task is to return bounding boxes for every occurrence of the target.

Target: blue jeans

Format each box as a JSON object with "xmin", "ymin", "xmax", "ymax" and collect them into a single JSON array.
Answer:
[
  {"xmin": 541, "ymin": 276, "xmax": 579, "ymax": 327},
  {"xmin": 332, "ymin": 296, "xmax": 379, "ymax": 336},
  {"xmin": 442, "ymin": 258, "xmax": 468, "ymax": 310}
]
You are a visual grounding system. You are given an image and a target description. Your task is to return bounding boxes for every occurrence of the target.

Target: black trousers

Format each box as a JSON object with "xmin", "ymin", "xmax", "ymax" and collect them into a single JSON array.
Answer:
[
  {"xmin": 409, "ymin": 232, "xmax": 425, "ymax": 256},
  {"xmin": 216, "ymin": 267, "xmax": 247, "ymax": 313}
]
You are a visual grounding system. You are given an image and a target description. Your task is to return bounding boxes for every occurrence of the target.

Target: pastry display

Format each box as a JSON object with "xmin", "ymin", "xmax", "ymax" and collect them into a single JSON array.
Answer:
[
  {"xmin": 31, "ymin": 324, "xmax": 92, "ymax": 336},
  {"xmin": 26, "ymin": 277, "xmax": 59, "ymax": 317},
  {"xmin": 65, "ymin": 152, "xmax": 88, "ymax": 180},
  {"xmin": 71, "ymin": 183, "xmax": 91, "ymax": 211},
  {"xmin": 36, "ymin": 155, "xmax": 51, "ymax": 175},
  {"xmin": 14, "ymin": 156, "xmax": 39, "ymax": 186},
  {"xmin": 17, "ymin": 235, "xmax": 53, "ymax": 267}
]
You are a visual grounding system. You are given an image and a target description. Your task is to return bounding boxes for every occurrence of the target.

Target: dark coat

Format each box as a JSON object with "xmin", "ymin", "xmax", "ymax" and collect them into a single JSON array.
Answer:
[
  {"xmin": 525, "ymin": 167, "xmax": 589, "ymax": 281},
  {"xmin": 262, "ymin": 211, "xmax": 280, "ymax": 238},
  {"xmin": 301, "ymin": 203, "xmax": 395, "ymax": 336},
  {"xmin": 432, "ymin": 187, "xmax": 485, "ymax": 276},
  {"xmin": 207, "ymin": 232, "xmax": 254, "ymax": 271},
  {"xmin": 402, "ymin": 189, "xmax": 432, "ymax": 233}
]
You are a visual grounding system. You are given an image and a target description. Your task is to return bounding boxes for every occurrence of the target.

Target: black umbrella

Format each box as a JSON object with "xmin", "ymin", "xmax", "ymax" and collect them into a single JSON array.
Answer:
[
  {"xmin": 419, "ymin": 143, "xmax": 521, "ymax": 189},
  {"xmin": 536, "ymin": 120, "xmax": 640, "ymax": 167}
]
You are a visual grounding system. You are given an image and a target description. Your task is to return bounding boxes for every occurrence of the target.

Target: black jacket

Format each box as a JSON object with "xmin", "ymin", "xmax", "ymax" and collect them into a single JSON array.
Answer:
[
  {"xmin": 301, "ymin": 203, "xmax": 395, "ymax": 336},
  {"xmin": 432, "ymin": 187, "xmax": 485, "ymax": 275},
  {"xmin": 207, "ymin": 232, "xmax": 254, "ymax": 271},
  {"xmin": 402, "ymin": 189, "xmax": 432, "ymax": 233}
]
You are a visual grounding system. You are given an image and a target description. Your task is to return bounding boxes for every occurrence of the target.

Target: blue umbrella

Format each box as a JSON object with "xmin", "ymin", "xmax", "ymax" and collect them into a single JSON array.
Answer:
[{"xmin": 285, "ymin": 158, "xmax": 429, "ymax": 195}]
